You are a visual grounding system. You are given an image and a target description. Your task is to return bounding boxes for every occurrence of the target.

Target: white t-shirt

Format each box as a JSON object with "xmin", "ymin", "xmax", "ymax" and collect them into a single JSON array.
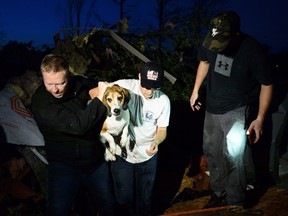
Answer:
[{"xmin": 114, "ymin": 79, "xmax": 171, "ymax": 163}]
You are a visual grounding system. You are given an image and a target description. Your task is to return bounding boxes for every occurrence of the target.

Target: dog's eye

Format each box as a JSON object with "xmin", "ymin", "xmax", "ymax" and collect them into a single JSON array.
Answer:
[
  {"xmin": 107, "ymin": 98, "xmax": 112, "ymax": 102},
  {"xmin": 117, "ymin": 96, "xmax": 123, "ymax": 101}
]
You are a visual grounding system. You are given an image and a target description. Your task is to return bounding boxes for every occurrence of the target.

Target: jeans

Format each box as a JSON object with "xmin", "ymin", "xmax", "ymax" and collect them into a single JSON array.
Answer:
[
  {"xmin": 47, "ymin": 161, "xmax": 116, "ymax": 216},
  {"xmin": 203, "ymin": 106, "xmax": 247, "ymax": 205},
  {"xmin": 111, "ymin": 154, "xmax": 158, "ymax": 216}
]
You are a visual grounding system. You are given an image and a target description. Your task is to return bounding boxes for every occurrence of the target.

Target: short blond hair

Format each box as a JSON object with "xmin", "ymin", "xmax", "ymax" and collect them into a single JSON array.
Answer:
[{"xmin": 40, "ymin": 54, "xmax": 70, "ymax": 76}]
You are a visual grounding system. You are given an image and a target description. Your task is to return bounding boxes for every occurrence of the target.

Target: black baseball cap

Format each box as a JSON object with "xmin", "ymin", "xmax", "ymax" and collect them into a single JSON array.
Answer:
[{"xmin": 140, "ymin": 61, "xmax": 164, "ymax": 89}]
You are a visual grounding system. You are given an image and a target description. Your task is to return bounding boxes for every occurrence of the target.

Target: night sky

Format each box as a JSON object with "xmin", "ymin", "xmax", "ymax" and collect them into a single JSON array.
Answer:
[{"xmin": 0, "ymin": 0, "xmax": 287, "ymax": 53}]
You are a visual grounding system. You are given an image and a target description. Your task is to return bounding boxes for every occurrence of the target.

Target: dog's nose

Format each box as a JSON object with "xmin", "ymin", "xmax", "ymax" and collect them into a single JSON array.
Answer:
[{"xmin": 114, "ymin": 108, "xmax": 120, "ymax": 115}]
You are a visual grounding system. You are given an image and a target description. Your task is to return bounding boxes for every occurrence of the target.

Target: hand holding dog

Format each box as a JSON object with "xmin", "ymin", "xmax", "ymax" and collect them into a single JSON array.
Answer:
[{"xmin": 89, "ymin": 81, "xmax": 109, "ymax": 101}]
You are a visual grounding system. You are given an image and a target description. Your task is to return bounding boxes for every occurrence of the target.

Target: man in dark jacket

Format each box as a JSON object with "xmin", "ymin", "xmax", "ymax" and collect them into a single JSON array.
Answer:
[{"xmin": 31, "ymin": 54, "xmax": 116, "ymax": 216}]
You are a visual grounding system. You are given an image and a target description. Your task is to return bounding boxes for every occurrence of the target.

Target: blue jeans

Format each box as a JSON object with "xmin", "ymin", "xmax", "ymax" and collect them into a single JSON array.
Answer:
[
  {"xmin": 111, "ymin": 155, "xmax": 158, "ymax": 216},
  {"xmin": 203, "ymin": 106, "xmax": 247, "ymax": 205},
  {"xmin": 47, "ymin": 161, "xmax": 116, "ymax": 216}
]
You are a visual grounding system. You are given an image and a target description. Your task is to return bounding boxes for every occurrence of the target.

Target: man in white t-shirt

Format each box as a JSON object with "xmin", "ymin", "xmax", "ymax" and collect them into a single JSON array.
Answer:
[{"xmin": 112, "ymin": 61, "xmax": 171, "ymax": 216}]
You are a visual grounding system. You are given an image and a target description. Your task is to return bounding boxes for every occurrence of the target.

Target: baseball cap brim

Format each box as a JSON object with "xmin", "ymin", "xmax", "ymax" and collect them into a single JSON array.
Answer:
[
  {"xmin": 203, "ymin": 28, "xmax": 231, "ymax": 52},
  {"xmin": 141, "ymin": 78, "xmax": 161, "ymax": 89}
]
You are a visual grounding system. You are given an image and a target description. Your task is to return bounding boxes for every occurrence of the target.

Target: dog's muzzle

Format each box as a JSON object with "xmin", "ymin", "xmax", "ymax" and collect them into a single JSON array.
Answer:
[{"xmin": 112, "ymin": 108, "xmax": 121, "ymax": 116}]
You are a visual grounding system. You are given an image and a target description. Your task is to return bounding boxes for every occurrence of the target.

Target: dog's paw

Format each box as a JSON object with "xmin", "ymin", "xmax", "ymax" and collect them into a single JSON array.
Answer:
[
  {"xmin": 109, "ymin": 141, "xmax": 117, "ymax": 153},
  {"xmin": 110, "ymin": 146, "xmax": 116, "ymax": 155},
  {"xmin": 105, "ymin": 149, "xmax": 116, "ymax": 161},
  {"xmin": 105, "ymin": 154, "xmax": 116, "ymax": 161},
  {"xmin": 120, "ymin": 134, "xmax": 130, "ymax": 147}
]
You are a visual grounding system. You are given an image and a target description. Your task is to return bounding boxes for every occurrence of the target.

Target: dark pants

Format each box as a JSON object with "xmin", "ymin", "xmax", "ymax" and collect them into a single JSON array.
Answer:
[
  {"xmin": 111, "ymin": 155, "xmax": 158, "ymax": 216},
  {"xmin": 47, "ymin": 161, "xmax": 116, "ymax": 216}
]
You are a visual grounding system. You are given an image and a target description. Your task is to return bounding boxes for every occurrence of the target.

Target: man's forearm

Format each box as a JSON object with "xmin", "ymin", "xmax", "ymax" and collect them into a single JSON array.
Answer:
[
  {"xmin": 257, "ymin": 84, "xmax": 273, "ymax": 122},
  {"xmin": 192, "ymin": 61, "xmax": 209, "ymax": 94},
  {"xmin": 154, "ymin": 127, "xmax": 167, "ymax": 146}
]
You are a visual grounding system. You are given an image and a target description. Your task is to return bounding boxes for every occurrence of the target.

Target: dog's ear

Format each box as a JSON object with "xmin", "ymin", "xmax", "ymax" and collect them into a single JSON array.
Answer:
[
  {"xmin": 122, "ymin": 87, "xmax": 131, "ymax": 110},
  {"xmin": 106, "ymin": 105, "xmax": 112, "ymax": 117},
  {"xmin": 102, "ymin": 87, "xmax": 110, "ymax": 106},
  {"xmin": 103, "ymin": 87, "xmax": 112, "ymax": 117}
]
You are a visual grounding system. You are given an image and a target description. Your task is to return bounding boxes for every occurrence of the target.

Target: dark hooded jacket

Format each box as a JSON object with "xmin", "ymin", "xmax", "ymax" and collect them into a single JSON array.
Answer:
[{"xmin": 31, "ymin": 76, "xmax": 107, "ymax": 172}]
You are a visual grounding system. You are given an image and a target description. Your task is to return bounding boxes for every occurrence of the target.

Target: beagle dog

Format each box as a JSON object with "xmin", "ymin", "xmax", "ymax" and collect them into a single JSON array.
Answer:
[{"xmin": 100, "ymin": 84, "xmax": 131, "ymax": 161}]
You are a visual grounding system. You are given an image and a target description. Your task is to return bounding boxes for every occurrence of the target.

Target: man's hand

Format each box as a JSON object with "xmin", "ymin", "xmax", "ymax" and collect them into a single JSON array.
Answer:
[
  {"xmin": 146, "ymin": 142, "xmax": 158, "ymax": 156},
  {"xmin": 190, "ymin": 92, "xmax": 202, "ymax": 111},
  {"xmin": 247, "ymin": 119, "xmax": 263, "ymax": 144},
  {"xmin": 89, "ymin": 87, "xmax": 99, "ymax": 99},
  {"xmin": 89, "ymin": 81, "xmax": 109, "ymax": 101}
]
